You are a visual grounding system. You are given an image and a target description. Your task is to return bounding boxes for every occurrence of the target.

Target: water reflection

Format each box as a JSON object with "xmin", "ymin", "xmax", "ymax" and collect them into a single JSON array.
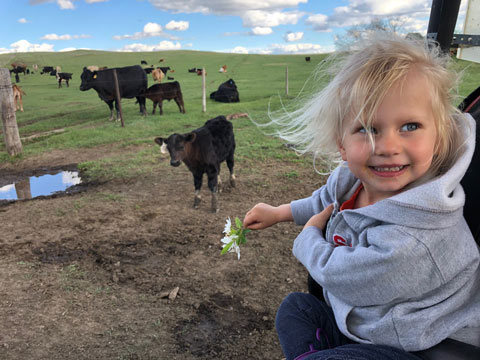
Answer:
[{"xmin": 0, "ymin": 171, "xmax": 81, "ymax": 200}]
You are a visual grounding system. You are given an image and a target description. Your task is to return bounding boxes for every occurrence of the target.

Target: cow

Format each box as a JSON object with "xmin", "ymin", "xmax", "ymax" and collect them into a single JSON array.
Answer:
[
  {"xmin": 79, "ymin": 65, "xmax": 147, "ymax": 121},
  {"xmin": 12, "ymin": 84, "xmax": 25, "ymax": 112},
  {"xmin": 144, "ymin": 81, "xmax": 185, "ymax": 115},
  {"xmin": 11, "ymin": 63, "xmax": 27, "ymax": 76},
  {"xmin": 41, "ymin": 66, "xmax": 54, "ymax": 74},
  {"xmin": 86, "ymin": 65, "xmax": 108, "ymax": 71},
  {"xmin": 152, "ymin": 68, "xmax": 164, "ymax": 83},
  {"xmin": 57, "ymin": 72, "xmax": 72, "ymax": 88},
  {"xmin": 167, "ymin": 76, "xmax": 174, "ymax": 80},
  {"xmin": 196, "ymin": 69, "xmax": 206, "ymax": 76},
  {"xmin": 144, "ymin": 66, "xmax": 154, "ymax": 74},
  {"xmin": 158, "ymin": 66, "xmax": 171, "ymax": 75},
  {"xmin": 154, "ymin": 116, "xmax": 236, "ymax": 212},
  {"xmin": 188, "ymin": 67, "xmax": 197, "ymax": 73},
  {"xmin": 219, "ymin": 65, "xmax": 227, "ymax": 73},
  {"xmin": 210, "ymin": 79, "xmax": 239, "ymax": 103},
  {"xmin": 87, "ymin": 65, "xmax": 99, "ymax": 71},
  {"xmin": 141, "ymin": 60, "xmax": 148, "ymax": 65},
  {"xmin": 305, "ymin": 56, "xmax": 311, "ymax": 62}
]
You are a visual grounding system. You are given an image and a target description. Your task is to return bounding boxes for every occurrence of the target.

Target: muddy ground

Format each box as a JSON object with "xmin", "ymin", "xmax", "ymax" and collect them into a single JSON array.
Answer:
[{"xmin": 0, "ymin": 144, "xmax": 327, "ymax": 360}]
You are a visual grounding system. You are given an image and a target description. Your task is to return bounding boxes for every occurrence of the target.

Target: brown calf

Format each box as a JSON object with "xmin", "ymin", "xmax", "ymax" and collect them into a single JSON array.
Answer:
[
  {"xmin": 144, "ymin": 81, "xmax": 185, "ymax": 115},
  {"xmin": 12, "ymin": 84, "xmax": 26, "ymax": 112}
]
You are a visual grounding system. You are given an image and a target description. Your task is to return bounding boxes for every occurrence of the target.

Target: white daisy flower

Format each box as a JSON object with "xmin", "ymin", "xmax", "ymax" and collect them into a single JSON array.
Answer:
[{"xmin": 224, "ymin": 217, "xmax": 232, "ymax": 235}]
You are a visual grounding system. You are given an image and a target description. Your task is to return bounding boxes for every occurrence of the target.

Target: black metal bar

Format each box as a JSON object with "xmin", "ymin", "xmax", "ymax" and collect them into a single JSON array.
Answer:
[
  {"xmin": 426, "ymin": 0, "xmax": 462, "ymax": 52},
  {"xmin": 452, "ymin": 34, "xmax": 480, "ymax": 47}
]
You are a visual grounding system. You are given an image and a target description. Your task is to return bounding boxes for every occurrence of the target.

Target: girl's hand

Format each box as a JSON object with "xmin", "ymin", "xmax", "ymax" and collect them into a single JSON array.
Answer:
[
  {"xmin": 243, "ymin": 203, "xmax": 292, "ymax": 230},
  {"xmin": 304, "ymin": 204, "xmax": 334, "ymax": 231}
]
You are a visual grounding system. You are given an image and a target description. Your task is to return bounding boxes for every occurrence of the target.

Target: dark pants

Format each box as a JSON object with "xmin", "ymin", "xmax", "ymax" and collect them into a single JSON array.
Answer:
[{"xmin": 275, "ymin": 292, "xmax": 422, "ymax": 360}]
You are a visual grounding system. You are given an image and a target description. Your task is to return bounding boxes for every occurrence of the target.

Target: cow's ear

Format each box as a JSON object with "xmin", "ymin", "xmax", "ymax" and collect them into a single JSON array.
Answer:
[
  {"xmin": 154, "ymin": 137, "xmax": 168, "ymax": 154},
  {"xmin": 185, "ymin": 133, "xmax": 196, "ymax": 143}
]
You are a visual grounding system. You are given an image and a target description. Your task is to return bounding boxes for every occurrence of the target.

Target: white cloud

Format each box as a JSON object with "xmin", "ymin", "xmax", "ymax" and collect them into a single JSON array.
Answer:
[
  {"xmin": 59, "ymin": 47, "xmax": 78, "ymax": 52},
  {"xmin": 284, "ymin": 31, "xmax": 303, "ymax": 42},
  {"xmin": 149, "ymin": 0, "xmax": 306, "ymax": 31},
  {"xmin": 31, "ymin": 0, "xmax": 108, "ymax": 9},
  {"xmin": 62, "ymin": 171, "xmax": 81, "ymax": 185},
  {"xmin": 41, "ymin": 33, "xmax": 91, "ymax": 40},
  {"xmin": 148, "ymin": 0, "xmax": 307, "ymax": 14},
  {"xmin": 307, "ymin": 0, "xmax": 431, "ymax": 32},
  {"xmin": 266, "ymin": 42, "xmax": 334, "ymax": 54},
  {"xmin": 305, "ymin": 14, "xmax": 329, "ymax": 31},
  {"xmin": 113, "ymin": 22, "xmax": 179, "ymax": 40},
  {"xmin": 9, "ymin": 39, "xmax": 54, "ymax": 52},
  {"xmin": 0, "ymin": 184, "xmax": 14, "ymax": 193},
  {"xmin": 165, "ymin": 20, "xmax": 189, "ymax": 31},
  {"xmin": 242, "ymin": 10, "xmax": 303, "ymax": 27},
  {"xmin": 231, "ymin": 46, "xmax": 249, "ymax": 54},
  {"xmin": 18, "ymin": 18, "xmax": 28, "ymax": 23},
  {"xmin": 226, "ymin": 42, "xmax": 334, "ymax": 55},
  {"xmin": 57, "ymin": 0, "xmax": 75, "ymax": 10},
  {"xmin": 251, "ymin": 27, "xmax": 273, "ymax": 35},
  {"xmin": 118, "ymin": 40, "xmax": 182, "ymax": 52}
]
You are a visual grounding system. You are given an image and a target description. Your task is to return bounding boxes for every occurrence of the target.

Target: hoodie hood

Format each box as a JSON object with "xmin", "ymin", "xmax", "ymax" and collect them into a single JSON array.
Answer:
[{"xmin": 336, "ymin": 113, "xmax": 476, "ymax": 230}]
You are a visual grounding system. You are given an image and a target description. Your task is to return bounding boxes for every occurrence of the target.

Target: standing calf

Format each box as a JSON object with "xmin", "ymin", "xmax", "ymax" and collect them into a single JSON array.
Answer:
[
  {"xmin": 12, "ymin": 84, "xmax": 25, "ymax": 112},
  {"xmin": 154, "ymin": 116, "xmax": 236, "ymax": 212},
  {"xmin": 144, "ymin": 82, "xmax": 185, "ymax": 115}
]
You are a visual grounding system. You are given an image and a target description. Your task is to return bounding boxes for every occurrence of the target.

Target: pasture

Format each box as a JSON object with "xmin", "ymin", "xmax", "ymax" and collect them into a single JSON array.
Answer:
[{"xmin": 0, "ymin": 50, "xmax": 478, "ymax": 359}]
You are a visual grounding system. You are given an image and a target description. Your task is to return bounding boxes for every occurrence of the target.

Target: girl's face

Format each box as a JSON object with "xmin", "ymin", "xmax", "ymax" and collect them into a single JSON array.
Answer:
[{"xmin": 337, "ymin": 69, "xmax": 438, "ymax": 206}]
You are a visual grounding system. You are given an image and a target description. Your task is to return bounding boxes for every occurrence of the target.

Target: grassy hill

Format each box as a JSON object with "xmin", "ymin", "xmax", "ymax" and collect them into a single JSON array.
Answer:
[{"xmin": 1, "ymin": 50, "xmax": 479, "ymax": 178}]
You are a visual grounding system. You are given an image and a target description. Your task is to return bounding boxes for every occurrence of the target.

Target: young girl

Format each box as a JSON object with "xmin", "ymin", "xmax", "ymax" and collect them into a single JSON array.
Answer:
[{"xmin": 243, "ymin": 33, "xmax": 480, "ymax": 359}]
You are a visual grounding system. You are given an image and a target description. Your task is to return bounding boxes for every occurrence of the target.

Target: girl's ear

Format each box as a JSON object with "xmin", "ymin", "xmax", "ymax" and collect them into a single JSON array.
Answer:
[{"xmin": 336, "ymin": 138, "xmax": 348, "ymax": 161}]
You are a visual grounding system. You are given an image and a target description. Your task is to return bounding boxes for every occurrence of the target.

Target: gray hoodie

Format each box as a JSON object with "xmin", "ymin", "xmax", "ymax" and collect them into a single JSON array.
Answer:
[{"xmin": 290, "ymin": 113, "xmax": 480, "ymax": 352}]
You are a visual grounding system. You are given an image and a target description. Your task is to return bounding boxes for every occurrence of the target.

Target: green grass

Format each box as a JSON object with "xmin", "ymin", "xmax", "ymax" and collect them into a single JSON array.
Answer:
[{"xmin": 1, "ymin": 50, "xmax": 479, "ymax": 180}]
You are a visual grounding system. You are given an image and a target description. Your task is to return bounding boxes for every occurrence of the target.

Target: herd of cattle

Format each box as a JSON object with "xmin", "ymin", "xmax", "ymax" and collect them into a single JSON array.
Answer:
[
  {"xmin": 7, "ymin": 57, "xmax": 309, "ymax": 211},
  {"xmin": 8, "ymin": 60, "xmax": 250, "ymax": 212},
  {"xmin": 9, "ymin": 60, "xmax": 242, "ymax": 122}
]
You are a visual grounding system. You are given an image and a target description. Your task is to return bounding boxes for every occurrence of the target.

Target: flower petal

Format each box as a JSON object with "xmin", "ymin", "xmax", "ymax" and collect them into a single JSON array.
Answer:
[{"xmin": 223, "ymin": 217, "xmax": 232, "ymax": 234}]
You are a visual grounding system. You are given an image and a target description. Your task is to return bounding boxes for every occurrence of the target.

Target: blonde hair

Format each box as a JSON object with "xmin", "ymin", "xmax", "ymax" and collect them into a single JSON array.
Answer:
[{"xmin": 270, "ymin": 32, "xmax": 465, "ymax": 176}]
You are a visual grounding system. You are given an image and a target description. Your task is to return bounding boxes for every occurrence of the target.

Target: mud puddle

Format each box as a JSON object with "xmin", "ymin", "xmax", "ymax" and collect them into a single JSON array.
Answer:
[{"xmin": 0, "ymin": 165, "xmax": 84, "ymax": 203}]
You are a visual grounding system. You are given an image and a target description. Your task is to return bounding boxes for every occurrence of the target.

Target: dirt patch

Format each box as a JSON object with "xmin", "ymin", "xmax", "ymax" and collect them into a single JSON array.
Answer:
[{"xmin": 0, "ymin": 145, "xmax": 326, "ymax": 359}]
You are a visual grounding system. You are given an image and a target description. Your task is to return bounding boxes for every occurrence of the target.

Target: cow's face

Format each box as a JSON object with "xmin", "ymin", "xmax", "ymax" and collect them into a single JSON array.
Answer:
[
  {"xmin": 154, "ymin": 133, "xmax": 196, "ymax": 167},
  {"xmin": 79, "ymin": 67, "xmax": 96, "ymax": 91}
]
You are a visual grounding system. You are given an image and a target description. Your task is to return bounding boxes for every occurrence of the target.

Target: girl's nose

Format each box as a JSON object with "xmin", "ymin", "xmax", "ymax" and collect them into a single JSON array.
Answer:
[{"xmin": 374, "ymin": 131, "xmax": 401, "ymax": 156}]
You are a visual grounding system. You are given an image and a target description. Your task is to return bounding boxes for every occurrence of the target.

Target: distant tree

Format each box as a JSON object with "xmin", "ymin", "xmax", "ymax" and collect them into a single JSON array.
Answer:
[{"xmin": 334, "ymin": 17, "xmax": 406, "ymax": 51}]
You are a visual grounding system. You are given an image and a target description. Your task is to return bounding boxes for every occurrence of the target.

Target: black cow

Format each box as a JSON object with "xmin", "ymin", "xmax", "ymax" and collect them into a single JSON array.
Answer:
[
  {"xmin": 158, "ymin": 66, "xmax": 171, "ymax": 75},
  {"xmin": 154, "ymin": 116, "xmax": 236, "ymax": 212},
  {"xmin": 41, "ymin": 66, "xmax": 54, "ymax": 74},
  {"xmin": 305, "ymin": 56, "xmax": 311, "ymax": 62},
  {"xmin": 57, "ymin": 72, "xmax": 72, "ymax": 88},
  {"xmin": 141, "ymin": 60, "xmax": 148, "ymax": 65},
  {"xmin": 11, "ymin": 64, "xmax": 27, "ymax": 76},
  {"xmin": 143, "ymin": 66, "xmax": 154, "ymax": 74},
  {"xmin": 188, "ymin": 67, "xmax": 197, "ymax": 73},
  {"xmin": 210, "ymin": 79, "xmax": 239, "ymax": 103},
  {"xmin": 79, "ymin": 65, "xmax": 147, "ymax": 121},
  {"xmin": 144, "ymin": 81, "xmax": 185, "ymax": 115}
]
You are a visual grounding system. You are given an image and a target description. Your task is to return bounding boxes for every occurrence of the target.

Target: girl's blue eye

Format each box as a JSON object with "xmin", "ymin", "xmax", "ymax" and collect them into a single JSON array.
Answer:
[
  {"xmin": 401, "ymin": 123, "xmax": 419, "ymax": 132},
  {"xmin": 359, "ymin": 127, "xmax": 377, "ymax": 134}
]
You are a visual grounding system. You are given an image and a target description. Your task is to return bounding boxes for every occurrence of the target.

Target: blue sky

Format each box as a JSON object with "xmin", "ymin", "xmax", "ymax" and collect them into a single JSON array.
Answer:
[{"xmin": 1, "ymin": 0, "xmax": 468, "ymax": 54}]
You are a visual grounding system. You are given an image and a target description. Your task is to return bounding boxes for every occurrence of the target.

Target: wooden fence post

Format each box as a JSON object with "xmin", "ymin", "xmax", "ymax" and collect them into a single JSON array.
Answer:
[
  {"xmin": 112, "ymin": 69, "xmax": 124, "ymax": 127},
  {"xmin": 202, "ymin": 67, "xmax": 206, "ymax": 113},
  {"xmin": 285, "ymin": 65, "xmax": 289, "ymax": 96},
  {"xmin": 0, "ymin": 68, "xmax": 22, "ymax": 156}
]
